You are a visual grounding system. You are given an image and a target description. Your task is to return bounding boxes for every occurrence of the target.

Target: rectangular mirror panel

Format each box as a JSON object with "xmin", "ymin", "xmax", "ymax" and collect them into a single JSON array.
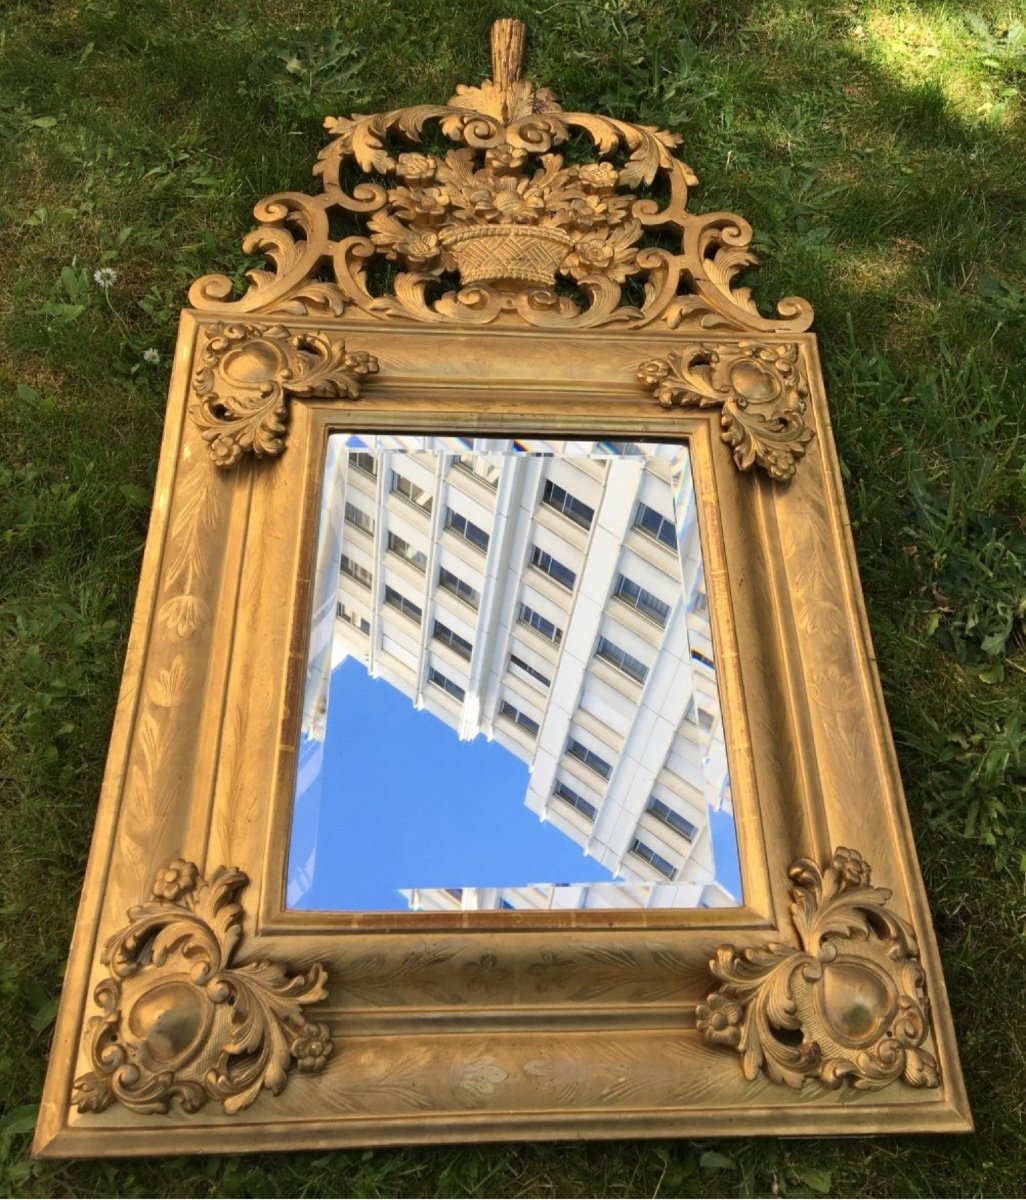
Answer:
[{"xmin": 287, "ymin": 436, "xmax": 740, "ymax": 911}]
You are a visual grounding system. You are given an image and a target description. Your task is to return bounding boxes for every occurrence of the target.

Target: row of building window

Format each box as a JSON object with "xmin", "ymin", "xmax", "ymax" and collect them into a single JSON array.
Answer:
[
  {"xmin": 566, "ymin": 737, "xmax": 612, "ymax": 780},
  {"xmin": 350, "ymin": 459, "xmax": 677, "ymax": 555},
  {"xmin": 350, "ymin": 450, "xmax": 501, "ymax": 491},
  {"xmin": 498, "ymin": 699, "xmax": 540, "ymax": 737}
]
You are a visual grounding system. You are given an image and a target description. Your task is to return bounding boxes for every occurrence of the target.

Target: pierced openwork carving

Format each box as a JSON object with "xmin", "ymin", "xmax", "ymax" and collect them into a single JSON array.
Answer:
[
  {"xmin": 72, "ymin": 862, "xmax": 332, "ymax": 1116},
  {"xmin": 697, "ymin": 847, "xmax": 940, "ymax": 1091},
  {"xmin": 192, "ymin": 323, "xmax": 379, "ymax": 468},
  {"xmin": 189, "ymin": 20, "xmax": 812, "ymax": 333},
  {"xmin": 637, "ymin": 343, "xmax": 814, "ymax": 482}
]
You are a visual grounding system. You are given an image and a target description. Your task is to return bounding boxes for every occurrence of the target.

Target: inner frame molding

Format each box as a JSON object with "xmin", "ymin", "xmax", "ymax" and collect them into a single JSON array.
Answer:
[{"xmin": 34, "ymin": 20, "xmax": 970, "ymax": 1156}]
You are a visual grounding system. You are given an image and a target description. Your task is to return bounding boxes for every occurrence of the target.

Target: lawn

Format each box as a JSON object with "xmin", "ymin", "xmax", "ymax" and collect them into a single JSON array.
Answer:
[{"xmin": 1, "ymin": 0, "xmax": 1025, "ymax": 1195}]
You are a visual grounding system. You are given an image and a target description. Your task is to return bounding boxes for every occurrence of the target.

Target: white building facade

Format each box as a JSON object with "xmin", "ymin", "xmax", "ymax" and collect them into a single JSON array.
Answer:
[{"xmin": 297, "ymin": 436, "xmax": 737, "ymax": 911}]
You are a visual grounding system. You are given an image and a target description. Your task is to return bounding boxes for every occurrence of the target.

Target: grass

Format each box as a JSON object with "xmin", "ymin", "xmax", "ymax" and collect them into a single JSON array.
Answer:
[{"xmin": 1, "ymin": 0, "xmax": 1025, "ymax": 1194}]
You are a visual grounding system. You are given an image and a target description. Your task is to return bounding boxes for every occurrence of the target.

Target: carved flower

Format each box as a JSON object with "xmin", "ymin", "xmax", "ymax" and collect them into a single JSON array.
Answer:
[
  {"xmin": 344, "ymin": 349, "xmax": 378, "ymax": 377},
  {"xmin": 695, "ymin": 992, "xmax": 743, "ymax": 1047},
  {"xmin": 575, "ymin": 161, "xmax": 619, "ymax": 194},
  {"xmin": 390, "ymin": 186, "xmax": 451, "ymax": 226},
  {"xmin": 566, "ymin": 192, "xmax": 631, "ymax": 230},
  {"xmin": 395, "ymin": 152, "xmax": 438, "ymax": 186},
  {"xmin": 152, "ymin": 859, "xmax": 199, "ymax": 902},
  {"xmin": 833, "ymin": 847, "xmax": 872, "ymax": 888},
  {"xmin": 485, "ymin": 144, "xmax": 529, "ymax": 175},
  {"xmin": 208, "ymin": 433, "xmax": 242, "ymax": 468},
  {"xmin": 636, "ymin": 359, "xmax": 670, "ymax": 387},
  {"xmin": 399, "ymin": 229, "xmax": 442, "ymax": 271},
  {"xmin": 291, "ymin": 1023, "xmax": 333, "ymax": 1072},
  {"xmin": 470, "ymin": 178, "xmax": 545, "ymax": 224}
]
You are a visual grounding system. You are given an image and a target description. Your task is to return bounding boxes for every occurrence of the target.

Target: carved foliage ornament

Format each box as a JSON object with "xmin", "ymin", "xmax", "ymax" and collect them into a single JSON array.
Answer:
[
  {"xmin": 192, "ymin": 323, "xmax": 378, "ymax": 468},
  {"xmin": 73, "ymin": 862, "xmax": 333, "ymax": 1116},
  {"xmin": 188, "ymin": 20, "xmax": 813, "ymax": 335},
  {"xmin": 697, "ymin": 848, "xmax": 940, "ymax": 1091},
  {"xmin": 637, "ymin": 343, "xmax": 814, "ymax": 482}
]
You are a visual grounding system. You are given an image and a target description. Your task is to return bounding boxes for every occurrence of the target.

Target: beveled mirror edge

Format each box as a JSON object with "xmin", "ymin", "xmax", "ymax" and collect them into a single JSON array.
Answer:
[{"xmin": 33, "ymin": 312, "xmax": 971, "ymax": 1159}]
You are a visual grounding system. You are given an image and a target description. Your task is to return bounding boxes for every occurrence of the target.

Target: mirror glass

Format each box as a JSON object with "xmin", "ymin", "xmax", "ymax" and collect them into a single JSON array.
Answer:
[{"xmin": 286, "ymin": 436, "xmax": 741, "ymax": 912}]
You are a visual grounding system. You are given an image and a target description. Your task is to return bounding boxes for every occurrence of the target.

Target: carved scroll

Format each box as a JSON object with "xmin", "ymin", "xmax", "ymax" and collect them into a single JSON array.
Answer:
[
  {"xmin": 191, "ymin": 323, "xmax": 379, "ymax": 468},
  {"xmin": 697, "ymin": 847, "xmax": 940, "ymax": 1091},
  {"xmin": 188, "ymin": 21, "xmax": 812, "ymax": 334},
  {"xmin": 637, "ymin": 343, "xmax": 814, "ymax": 482},
  {"xmin": 73, "ymin": 862, "xmax": 333, "ymax": 1116}
]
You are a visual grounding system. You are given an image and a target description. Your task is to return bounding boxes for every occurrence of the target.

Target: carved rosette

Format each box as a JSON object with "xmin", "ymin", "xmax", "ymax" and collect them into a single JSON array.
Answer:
[
  {"xmin": 188, "ymin": 21, "xmax": 812, "ymax": 335},
  {"xmin": 72, "ymin": 862, "xmax": 333, "ymax": 1116},
  {"xmin": 637, "ymin": 343, "xmax": 814, "ymax": 482},
  {"xmin": 696, "ymin": 848, "xmax": 940, "ymax": 1091},
  {"xmin": 191, "ymin": 323, "xmax": 378, "ymax": 468}
]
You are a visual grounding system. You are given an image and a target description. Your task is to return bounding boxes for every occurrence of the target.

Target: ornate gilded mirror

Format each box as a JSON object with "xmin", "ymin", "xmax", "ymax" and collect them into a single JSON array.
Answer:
[{"xmin": 34, "ymin": 20, "xmax": 969, "ymax": 1157}]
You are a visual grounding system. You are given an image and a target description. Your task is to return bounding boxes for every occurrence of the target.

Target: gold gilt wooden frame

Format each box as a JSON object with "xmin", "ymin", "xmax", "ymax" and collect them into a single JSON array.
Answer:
[{"xmin": 34, "ymin": 21, "xmax": 970, "ymax": 1156}]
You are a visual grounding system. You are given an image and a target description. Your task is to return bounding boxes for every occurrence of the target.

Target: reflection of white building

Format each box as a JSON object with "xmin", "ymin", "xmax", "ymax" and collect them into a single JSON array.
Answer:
[{"xmin": 304, "ymin": 437, "xmax": 735, "ymax": 910}]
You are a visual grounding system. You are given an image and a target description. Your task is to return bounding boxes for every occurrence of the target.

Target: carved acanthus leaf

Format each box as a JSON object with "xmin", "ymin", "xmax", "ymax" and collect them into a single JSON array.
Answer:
[
  {"xmin": 72, "ymin": 862, "xmax": 333, "ymax": 1117},
  {"xmin": 696, "ymin": 847, "xmax": 940, "ymax": 1092},
  {"xmin": 191, "ymin": 323, "xmax": 378, "ymax": 468},
  {"xmin": 188, "ymin": 21, "xmax": 812, "ymax": 334},
  {"xmin": 637, "ymin": 342, "xmax": 814, "ymax": 482}
]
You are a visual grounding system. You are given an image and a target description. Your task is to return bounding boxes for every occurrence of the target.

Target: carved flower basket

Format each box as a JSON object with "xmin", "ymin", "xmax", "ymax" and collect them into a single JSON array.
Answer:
[{"xmin": 439, "ymin": 225, "xmax": 573, "ymax": 288}]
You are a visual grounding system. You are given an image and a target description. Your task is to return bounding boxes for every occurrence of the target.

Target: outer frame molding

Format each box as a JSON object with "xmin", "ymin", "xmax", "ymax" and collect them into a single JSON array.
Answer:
[{"xmin": 34, "ymin": 22, "xmax": 970, "ymax": 1157}]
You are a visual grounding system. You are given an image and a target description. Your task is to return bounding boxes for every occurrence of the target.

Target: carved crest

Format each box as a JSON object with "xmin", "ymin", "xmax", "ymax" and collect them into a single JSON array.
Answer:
[
  {"xmin": 696, "ymin": 848, "xmax": 940, "ymax": 1091},
  {"xmin": 192, "ymin": 323, "xmax": 378, "ymax": 468},
  {"xmin": 73, "ymin": 862, "xmax": 333, "ymax": 1116},
  {"xmin": 189, "ymin": 20, "xmax": 812, "ymax": 334},
  {"xmin": 637, "ymin": 343, "xmax": 814, "ymax": 482}
]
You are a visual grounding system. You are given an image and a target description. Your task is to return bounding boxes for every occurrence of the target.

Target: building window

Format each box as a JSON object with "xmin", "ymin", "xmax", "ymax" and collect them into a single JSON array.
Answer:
[
  {"xmin": 428, "ymin": 667, "xmax": 465, "ymax": 702},
  {"xmin": 337, "ymin": 602, "xmax": 370, "ymax": 634},
  {"xmin": 340, "ymin": 554, "xmax": 373, "ymax": 588},
  {"xmin": 433, "ymin": 619, "xmax": 473, "ymax": 660},
  {"xmin": 698, "ymin": 707, "xmax": 715, "ymax": 731},
  {"xmin": 518, "ymin": 602, "xmax": 562, "ymax": 645},
  {"xmin": 566, "ymin": 737, "xmax": 612, "ymax": 780},
  {"xmin": 445, "ymin": 507, "xmax": 490, "ymax": 551},
  {"xmin": 499, "ymin": 700, "xmax": 540, "ymax": 738},
  {"xmin": 553, "ymin": 780, "xmax": 597, "ymax": 822},
  {"xmin": 453, "ymin": 454, "xmax": 500, "ymax": 488},
  {"xmin": 629, "ymin": 838, "xmax": 677, "ymax": 879},
  {"xmin": 344, "ymin": 502, "xmax": 374, "ymax": 535},
  {"xmin": 689, "ymin": 587, "xmax": 708, "ymax": 615},
  {"xmin": 387, "ymin": 531, "xmax": 427, "ymax": 571},
  {"xmin": 350, "ymin": 451, "xmax": 377, "ymax": 477},
  {"xmin": 646, "ymin": 797, "xmax": 698, "ymax": 842},
  {"xmin": 384, "ymin": 586, "xmax": 422, "ymax": 624},
  {"xmin": 391, "ymin": 470, "xmax": 433, "ymax": 514},
  {"xmin": 541, "ymin": 478, "xmax": 595, "ymax": 530},
  {"xmin": 614, "ymin": 574, "xmax": 670, "ymax": 626},
  {"xmin": 691, "ymin": 647, "xmax": 715, "ymax": 670},
  {"xmin": 438, "ymin": 566, "xmax": 480, "ymax": 609},
  {"xmin": 595, "ymin": 635, "xmax": 648, "ymax": 683},
  {"xmin": 509, "ymin": 654, "xmax": 551, "ymax": 688},
  {"xmin": 530, "ymin": 545, "xmax": 576, "ymax": 591},
  {"xmin": 633, "ymin": 501, "xmax": 677, "ymax": 550}
]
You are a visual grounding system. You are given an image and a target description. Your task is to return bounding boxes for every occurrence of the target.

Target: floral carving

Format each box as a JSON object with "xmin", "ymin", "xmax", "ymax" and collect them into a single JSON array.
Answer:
[
  {"xmin": 192, "ymin": 323, "xmax": 379, "ymax": 468},
  {"xmin": 72, "ymin": 863, "xmax": 332, "ymax": 1116},
  {"xmin": 637, "ymin": 343, "xmax": 814, "ymax": 482},
  {"xmin": 189, "ymin": 21, "xmax": 812, "ymax": 334},
  {"xmin": 697, "ymin": 847, "xmax": 940, "ymax": 1091}
]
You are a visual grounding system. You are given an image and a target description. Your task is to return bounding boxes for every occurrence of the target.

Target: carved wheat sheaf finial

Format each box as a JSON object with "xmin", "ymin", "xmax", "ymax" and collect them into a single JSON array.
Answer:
[
  {"xmin": 188, "ymin": 21, "xmax": 812, "ymax": 334},
  {"xmin": 72, "ymin": 862, "xmax": 333, "ymax": 1116},
  {"xmin": 697, "ymin": 847, "xmax": 941, "ymax": 1091}
]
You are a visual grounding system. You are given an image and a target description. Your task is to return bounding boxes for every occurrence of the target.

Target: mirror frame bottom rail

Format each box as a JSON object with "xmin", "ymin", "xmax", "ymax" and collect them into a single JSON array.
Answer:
[{"xmin": 33, "ymin": 317, "xmax": 971, "ymax": 1157}]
